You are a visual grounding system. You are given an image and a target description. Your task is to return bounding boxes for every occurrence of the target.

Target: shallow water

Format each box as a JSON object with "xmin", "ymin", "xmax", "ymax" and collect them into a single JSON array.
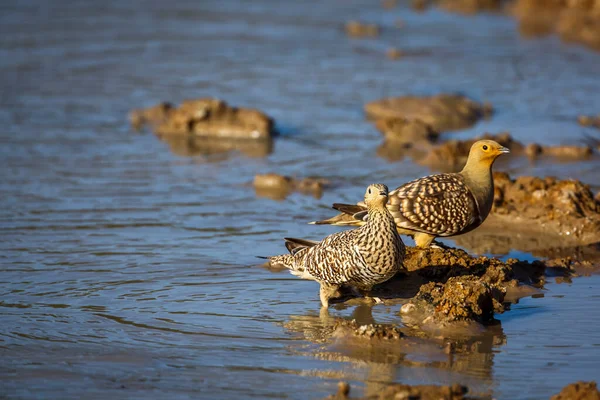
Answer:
[{"xmin": 1, "ymin": 0, "xmax": 600, "ymax": 398}]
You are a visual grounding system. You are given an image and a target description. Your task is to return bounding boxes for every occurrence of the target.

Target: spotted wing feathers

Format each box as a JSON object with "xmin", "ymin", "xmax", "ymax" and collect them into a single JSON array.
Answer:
[{"xmin": 388, "ymin": 173, "xmax": 479, "ymax": 236}]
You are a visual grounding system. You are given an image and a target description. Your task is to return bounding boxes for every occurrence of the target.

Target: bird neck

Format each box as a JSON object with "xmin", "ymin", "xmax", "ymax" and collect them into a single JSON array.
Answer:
[
  {"xmin": 366, "ymin": 206, "xmax": 395, "ymax": 230},
  {"xmin": 460, "ymin": 159, "xmax": 495, "ymax": 217}
]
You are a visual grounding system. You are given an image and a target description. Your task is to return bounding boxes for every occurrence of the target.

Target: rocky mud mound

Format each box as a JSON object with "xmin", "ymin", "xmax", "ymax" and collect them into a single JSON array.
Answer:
[
  {"xmin": 253, "ymin": 173, "xmax": 329, "ymax": 200},
  {"xmin": 129, "ymin": 98, "xmax": 274, "ymax": 140},
  {"xmin": 492, "ymin": 172, "xmax": 600, "ymax": 245},
  {"xmin": 365, "ymin": 94, "xmax": 490, "ymax": 133},
  {"xmin": 396, "ymin": 247, "xmax": 543, "ymax": 330}
]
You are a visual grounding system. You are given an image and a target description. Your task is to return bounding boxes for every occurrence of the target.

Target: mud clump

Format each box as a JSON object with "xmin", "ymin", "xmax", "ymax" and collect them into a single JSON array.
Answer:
[
  {"xmin": 579, "ymin": 115, "xmax": 600, "ymax": 129},
  {"xmin": 365, "ymin": 94, "xmax": 488, "ymax": 133},
  {"xmin": 333, "ymin": 319, "xmax": 404, "ymax": 340},
  {"xmin": 326, "ymin": 381, "xmax": 469, "ymax": 400},
  {"xmin": 386, "ymin": 48, "xmax": 403, "ymax": 60},
  {"xmin": 407, "ymin": 277, "xmax": 502, "ymax": 324},
  {"xmin": 551, "ymin": 381, "xmax": 600, "ymax": 400},
  {"xmin": 254, "ymin": 173, "xmax": 329, "ymax": 200},
  {"xmin": 492, "ymin": 172, "xmax": 600, "ymax": 245},
  {"xmin": 512, "ymin": 0, "xmax": 600, "ymax": 51},
  {"xmin": 129, "ymin": 98, "xmax": 274, "ymax": 140},
  {"xmin": 345, "ymin": 21, "xmax": 380, "ymax": 37}
]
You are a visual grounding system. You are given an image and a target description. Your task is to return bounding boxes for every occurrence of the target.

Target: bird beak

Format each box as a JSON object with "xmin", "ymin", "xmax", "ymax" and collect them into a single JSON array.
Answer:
[{"xmin": 499, "ymin": 146, "xmax": 510, "ymax": 154}]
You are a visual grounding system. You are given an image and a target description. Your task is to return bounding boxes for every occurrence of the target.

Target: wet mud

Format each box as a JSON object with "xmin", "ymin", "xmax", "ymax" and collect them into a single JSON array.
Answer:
[
  {"xmin": 130, "ymin": 98, "xmax": 274, "ymax": 140},
  {"xmin": 254, "ymin": 173, "xmax": 329, "ymax": 200}
]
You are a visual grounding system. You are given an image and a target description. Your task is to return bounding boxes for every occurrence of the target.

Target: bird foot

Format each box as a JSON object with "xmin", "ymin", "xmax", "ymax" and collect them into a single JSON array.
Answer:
[{"xmin": 364, "ymin": 296, "xmax": 384, "ymax": 305}]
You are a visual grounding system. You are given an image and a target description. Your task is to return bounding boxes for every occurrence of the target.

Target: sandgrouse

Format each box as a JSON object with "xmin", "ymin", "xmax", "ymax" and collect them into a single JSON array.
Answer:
[
  {"xmin": 269, "ymin": 184, "xmax": 406, "ymax": 308},
  {"xmin": 311, "ymin": 140, "xmax": 510, "ymax": 248}
]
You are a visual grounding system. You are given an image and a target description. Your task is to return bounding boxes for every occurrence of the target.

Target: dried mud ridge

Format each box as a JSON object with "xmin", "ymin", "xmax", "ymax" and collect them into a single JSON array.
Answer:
[
  {"xmin": 377, "ymin": 129, "xmax": 595, "ymax": 168},
  {"xmin": 253, "ymin": 173, "xmax": 330, "ymax": 200},
  {"xmin": 129, "ymin": 98, "xmax": 275, "ymax": 140},
  {"xmin": 326, "ymin": 380, "xmax": 600, "ymax": 400}
]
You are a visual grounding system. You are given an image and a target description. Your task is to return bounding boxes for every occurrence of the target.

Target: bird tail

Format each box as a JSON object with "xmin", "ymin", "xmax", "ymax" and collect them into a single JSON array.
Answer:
[
  {"xmin": 268, "ymin": 254, "xmax": 307, "ymax": 277},
  {"xmin": 308, "ymin": 203, "xmax": 368, "ymax": 226}
]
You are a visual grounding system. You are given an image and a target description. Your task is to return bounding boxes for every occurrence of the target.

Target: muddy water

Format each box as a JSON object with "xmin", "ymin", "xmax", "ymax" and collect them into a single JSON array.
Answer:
[{"xmin": 1, "ymin": 0, "xmax": 599, "ymax": 398}]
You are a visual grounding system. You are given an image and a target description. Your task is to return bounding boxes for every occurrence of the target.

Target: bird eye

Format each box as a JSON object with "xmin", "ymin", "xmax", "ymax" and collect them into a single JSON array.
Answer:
[
  {"xmin": 368, "ymin": 188, "xmax": 371, "ymax": 194},
  {"xmin": 482, "ymin": 145, "xmax": 488, "ymax": 151}
]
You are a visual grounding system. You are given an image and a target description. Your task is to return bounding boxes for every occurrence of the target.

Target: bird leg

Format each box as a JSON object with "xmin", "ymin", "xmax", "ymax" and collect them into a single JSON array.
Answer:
[
  {"xmin": 414, "ymin": 232, "xmax": 436, "ymax": 249},
  {"xmin": 352, "ymin": 287, "xmax": 383, "ymax": 304},
  {"xmin": 319, "ymin": 283, "xmax": 341, "ymax": 308}
]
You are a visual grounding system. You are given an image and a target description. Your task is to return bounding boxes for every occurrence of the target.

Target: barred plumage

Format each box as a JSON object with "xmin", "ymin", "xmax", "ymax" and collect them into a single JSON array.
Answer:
[
  {"xmin": 311, "ymin": 140, "xmax": 510, "ymax": 248},
  {"xmin": 269, "ymin": 184, "xmax": 406, "ymax": 308}
]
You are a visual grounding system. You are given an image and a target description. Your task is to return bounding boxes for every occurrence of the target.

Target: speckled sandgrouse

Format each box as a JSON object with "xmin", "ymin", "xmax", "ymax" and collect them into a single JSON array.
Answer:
[
  {"xmin": 311, "ymin": 140, "xmax": 510, "ymax": 248},
  {"xmin": 269, "ymin": 184, "xmax": 406, "ymax": 308}
]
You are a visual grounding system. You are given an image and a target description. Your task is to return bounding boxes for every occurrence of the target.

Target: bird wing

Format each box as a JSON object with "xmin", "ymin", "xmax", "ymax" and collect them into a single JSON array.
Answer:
[
  {"xmin": 303, "ymin": 229, "xmax": 363, "ymax": 284},
  {"xmin": 284, "ymin": 237, "xmax": 320, "ymax": 255},
  {"xmin": 388, "ymin": 173, "xmax": 479, "ymax": 236}
]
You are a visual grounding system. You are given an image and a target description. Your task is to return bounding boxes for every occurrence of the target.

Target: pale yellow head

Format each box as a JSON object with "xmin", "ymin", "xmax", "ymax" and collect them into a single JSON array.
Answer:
[
  {"xmin": 364, "ymin": 183, "xmax": 389, "ymax": 207},
  {"xmin": 463, "ymin": 140, "xmax": 510, "ymax": 171}
]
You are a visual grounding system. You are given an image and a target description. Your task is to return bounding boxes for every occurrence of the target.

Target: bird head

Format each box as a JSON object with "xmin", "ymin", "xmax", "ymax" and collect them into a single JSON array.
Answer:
[
  {"xmin": 364, "ymin": 183, "xmax": 389, "ymax": 207},
  {"xmin": 466, "ymin": 140, "xmax": 510, "ymax": 167}
]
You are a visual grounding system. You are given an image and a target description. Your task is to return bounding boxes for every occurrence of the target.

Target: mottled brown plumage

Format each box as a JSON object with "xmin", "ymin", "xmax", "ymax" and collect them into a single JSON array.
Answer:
[
  {"xmin": 311, "ymin": 140, "xmax": 510, "ymax": 248},
  {"xmin": 269, "ymin": 184, "xmax": 406, "ymax": 307}
]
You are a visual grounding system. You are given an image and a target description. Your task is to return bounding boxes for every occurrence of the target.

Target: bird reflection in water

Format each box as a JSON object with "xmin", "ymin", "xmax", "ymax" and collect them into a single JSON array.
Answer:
[
  {"xmin": 281, "ymin": 304, "xmax": 506, "ymax": 398},
  {"xmin": 159, "ymin": 134, "xmax": 273, "ymax": 159}
]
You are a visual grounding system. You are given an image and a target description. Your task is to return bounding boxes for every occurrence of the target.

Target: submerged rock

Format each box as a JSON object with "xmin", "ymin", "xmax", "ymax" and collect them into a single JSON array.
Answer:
[
  {"xmin": 365, "ymin": 94, "xmax": 488, "ymax": 132},
  {"xmin": 254, "ymin": 173, "xmax": 329, "ymax": 200},
  {"xmin": 550, "ymin": 381, "xmax": 600, "ymax": 400},
  {"xmin": 129, "ymin": 98, "xmax": 274, "ymax": 140}
]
